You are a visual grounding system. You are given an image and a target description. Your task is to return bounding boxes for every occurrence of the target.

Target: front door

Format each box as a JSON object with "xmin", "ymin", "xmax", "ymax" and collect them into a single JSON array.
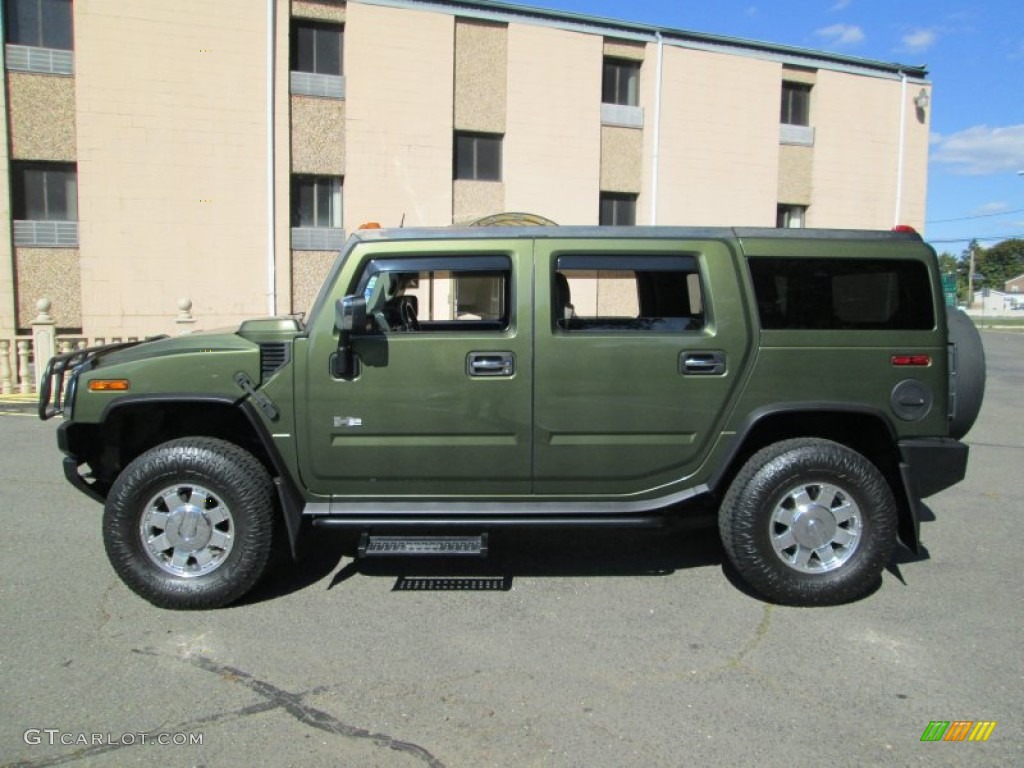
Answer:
[{"xmin": 297, "ymin": 240, "xmax": 534, "ymax": 499}]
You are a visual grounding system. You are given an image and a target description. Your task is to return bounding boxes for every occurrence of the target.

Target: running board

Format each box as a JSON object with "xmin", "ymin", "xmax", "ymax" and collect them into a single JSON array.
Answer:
[
  {"xmin": 312, "ymin": 514, "xmax": 665, "ymax": 529},
  {"xmin": 358, "ymin": 533, "xmax": 489, "ymax": 558}
]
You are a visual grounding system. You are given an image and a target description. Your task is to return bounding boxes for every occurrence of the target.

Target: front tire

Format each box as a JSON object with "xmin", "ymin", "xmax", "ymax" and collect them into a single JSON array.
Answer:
[
  {"xmin": 103, "ymin": 438, "xmax": 276, "ymax": 609},
  {"xmin": 719, "ymin": 439, "xmax": 897, "ymax": 606}
]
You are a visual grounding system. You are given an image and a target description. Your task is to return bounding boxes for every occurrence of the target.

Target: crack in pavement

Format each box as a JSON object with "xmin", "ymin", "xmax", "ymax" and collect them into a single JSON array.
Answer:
[
  {"xmin": 188, "ymin": 654, "xmax": 446, "ymax": 767},
  {"xmin": 728, "ymin": 604, "xmax": 773, "ymax": 668},
  {"xmin": 4, "ymin": 649, "xmax": 445, "ymax": 768}
]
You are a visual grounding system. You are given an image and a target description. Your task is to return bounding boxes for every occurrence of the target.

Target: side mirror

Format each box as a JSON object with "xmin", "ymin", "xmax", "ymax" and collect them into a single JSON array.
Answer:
[
  {"xmin": 333, "ymin": 296, "xmax": 367, "ymax": 379},
  {"xmin": 335, "ymin": 295, "xmax": 367, "ymax": 333}
]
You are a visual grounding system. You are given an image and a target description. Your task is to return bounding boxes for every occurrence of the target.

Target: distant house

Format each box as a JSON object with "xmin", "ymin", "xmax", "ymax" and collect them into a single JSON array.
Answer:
[
  {"xmin": 1006, "ymin": 274, "xmax": 1024, "ymax": 294},
  {"xmin": 972, "ymin": 289, "xmax": 1022, "ymax": 313}
]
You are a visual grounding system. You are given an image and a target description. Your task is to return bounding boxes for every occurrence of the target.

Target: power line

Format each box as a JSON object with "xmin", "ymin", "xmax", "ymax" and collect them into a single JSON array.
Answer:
[
  {"xmin": 928, "ymin": 232, "xmax": 1024, "ymax": 244},
  {"xmin": 927, "ymin": 208, "xmax": 1024, "ymax": 224}
]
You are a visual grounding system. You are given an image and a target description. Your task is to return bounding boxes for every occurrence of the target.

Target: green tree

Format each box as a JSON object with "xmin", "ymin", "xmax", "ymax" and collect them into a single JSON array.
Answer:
[
  {"xmin": 937, "ymin": 251, "xmax": 958, "ymax": 274},
  {"xmin": 976, "ymin": 238, "xmax": 1024, "ymax": 291}
]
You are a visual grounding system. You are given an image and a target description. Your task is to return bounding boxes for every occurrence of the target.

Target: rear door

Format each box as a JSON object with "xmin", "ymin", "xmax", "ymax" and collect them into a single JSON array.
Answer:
[{"xmin": 532, "ymin": 237, "xmax": 754, "ymax": 497}]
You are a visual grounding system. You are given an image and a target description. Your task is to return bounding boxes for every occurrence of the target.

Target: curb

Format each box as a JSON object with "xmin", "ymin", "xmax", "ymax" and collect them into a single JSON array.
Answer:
[{"xmin": 0, "ymin": 394, "xmax": 37, "ymax": 413}]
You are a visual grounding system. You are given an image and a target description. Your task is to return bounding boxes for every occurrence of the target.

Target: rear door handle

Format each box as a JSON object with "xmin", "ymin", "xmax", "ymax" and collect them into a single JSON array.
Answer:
[
  {"xmin": 467, "ymin": 352, "xmax": 515, "ymax": 377},
  {"xmin": 681, "ymin": 351, "xmax": 727, "ymax": 376}
]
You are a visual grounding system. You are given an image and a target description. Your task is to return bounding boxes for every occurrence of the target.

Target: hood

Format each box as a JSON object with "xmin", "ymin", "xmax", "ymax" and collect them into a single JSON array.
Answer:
[{"xmin": 94, "ymin": 316, "xmax": 302, "ymax": 368}]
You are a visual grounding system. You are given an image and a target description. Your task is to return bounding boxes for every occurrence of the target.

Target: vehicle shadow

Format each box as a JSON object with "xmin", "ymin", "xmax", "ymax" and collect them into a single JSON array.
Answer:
[
  {"xmin": 242, "ymin": 504, "xmax": 936, "ymax": 604},
  {"xmin": 244, "ymin": 522, "xmax": 726, "ymax": 603}
]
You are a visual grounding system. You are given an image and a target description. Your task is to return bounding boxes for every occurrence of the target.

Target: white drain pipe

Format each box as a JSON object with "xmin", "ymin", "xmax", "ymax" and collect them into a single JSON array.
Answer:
[
  {"xmin": 266, "ymin": 0, "xmax": 278, "ymax": 315},
  {"xmin": 650, "ymin": 31, "xmax": 664, "ymax": 225}
]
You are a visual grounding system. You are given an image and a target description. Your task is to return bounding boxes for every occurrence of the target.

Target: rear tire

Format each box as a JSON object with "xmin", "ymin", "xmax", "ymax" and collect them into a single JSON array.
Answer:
[
  {"xmin": 103, "ymin": 438, "xmax": 276, "ymax": 609},
  {"xmin": 719, "ymin": 438, "xmax": 897, "ymax": 606}
]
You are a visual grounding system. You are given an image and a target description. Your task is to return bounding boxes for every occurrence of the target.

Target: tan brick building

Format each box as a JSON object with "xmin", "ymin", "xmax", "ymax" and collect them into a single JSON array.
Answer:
[{"xmin": 2, "ymin": 0, "xmax": 931, "ymax": 338}]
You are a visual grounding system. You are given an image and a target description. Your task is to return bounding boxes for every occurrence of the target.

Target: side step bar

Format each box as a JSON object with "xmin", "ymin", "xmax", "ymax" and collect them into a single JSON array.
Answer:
[
  {"xmin": 312, "ymin": 514, "xmax": 665, "ymax": 530},
  {"xmin": 358, "ymin": 533, "xmax": 489, "ymax": 558}
]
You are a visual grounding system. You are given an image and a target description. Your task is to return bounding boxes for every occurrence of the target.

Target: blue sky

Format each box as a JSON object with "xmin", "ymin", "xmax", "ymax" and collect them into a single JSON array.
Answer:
[{"xmin": 531, "ymin": 0, "xmax": 1024, "ymax": 255}]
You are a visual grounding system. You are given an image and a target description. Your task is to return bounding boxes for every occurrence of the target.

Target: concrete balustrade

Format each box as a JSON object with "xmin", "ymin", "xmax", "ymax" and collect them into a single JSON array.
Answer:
[{"xmin": 0, "ymin": 297, "xmax": 194, "ymax": 396}]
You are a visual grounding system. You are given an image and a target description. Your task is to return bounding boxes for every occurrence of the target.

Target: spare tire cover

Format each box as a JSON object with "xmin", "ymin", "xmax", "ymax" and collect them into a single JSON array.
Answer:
[{"xmin": 946, "ymin": 306, "xmax": 986, "ymax": 439}]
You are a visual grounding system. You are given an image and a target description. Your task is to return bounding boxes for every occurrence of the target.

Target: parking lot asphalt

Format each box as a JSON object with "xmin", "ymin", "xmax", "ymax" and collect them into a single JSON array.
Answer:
[{"xmin": 1, "ymin": 333, "xmax": 1021, "ymax": 768}]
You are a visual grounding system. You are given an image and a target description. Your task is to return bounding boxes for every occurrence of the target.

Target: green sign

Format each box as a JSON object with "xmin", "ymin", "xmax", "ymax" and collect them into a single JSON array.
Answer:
[{"xmin": 941, "ymin": 273, "xmax": 957, "ymax": 307}]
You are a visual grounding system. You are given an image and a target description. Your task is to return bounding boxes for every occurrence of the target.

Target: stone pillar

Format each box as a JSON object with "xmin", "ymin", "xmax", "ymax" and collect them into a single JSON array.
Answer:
[
  {"xmin": 17, "ymin": 340, "xmax": 31, "ymax": 394},
  {"xmin": 31, "ymin": 298, "xmax": 57, "ymax": 392},
  {"xmin": 0, "ymin": 340, "xmax": 12, "ymax": 395},
  {"xmin": 176, "ymin": 297, "xmax": 196, "ymax": 335}
]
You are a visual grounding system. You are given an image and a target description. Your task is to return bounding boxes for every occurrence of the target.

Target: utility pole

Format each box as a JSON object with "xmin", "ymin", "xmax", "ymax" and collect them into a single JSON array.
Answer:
[{"xmin": 966, "ymin": 242, "xmax": 976, "ymax": 309}]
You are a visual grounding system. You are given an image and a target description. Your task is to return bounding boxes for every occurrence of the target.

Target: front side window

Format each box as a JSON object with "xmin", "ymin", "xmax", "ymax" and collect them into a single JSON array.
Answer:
[
  {"xmin": 454, "ymin": 133, "xmax": 502, "ymax": 181},
  {"xmin": 358, "ymin": 257, "xmax": 511, "ymax": 333},
  {"xmin": 602, "ymin": 58, "xmax": 639, "ymax": 106},
  {"xmin": 291, "ymin": 21, "xmax": 343, "ymax": 76},
  {"xmin": 13, "ymin": 162, "xmax": 77, "ymax": 221},
  {"xmin": 749, "ymin": 257, "xmax": 935, "ymax": 330},
  {"xmin": 555, "ymin": 255, "xmax": 705, "ymax": 332},
  {"xmin": 781, "ymin": 82, "xmax": 811, "ymax": 126},
  {"xmin": 600, "ymin": 193, "xmax": 637, "ymax": 226},
  {"xmin": 291, "ymin": 176, "xmax": 342, "ymax": 228},
  {"xmin": 5, "ymin": 0, "xmax": 73, "ymax": 50}
]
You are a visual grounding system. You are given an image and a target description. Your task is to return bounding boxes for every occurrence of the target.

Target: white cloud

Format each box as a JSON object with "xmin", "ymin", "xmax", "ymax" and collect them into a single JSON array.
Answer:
[
  {"xmin": 902, "ymin": 28, "xmax": 937, "ymax": 52},
  {"xmin": 815, "ymin": 24, "xmax": 865, "ymax": 47},
  {"xmin": 830, "ymin": 0, "xmax": 851, "ymax": 11},
  {"xmin": 931, "ymin": 125, "xmax": 1024, "ymax": 176}
]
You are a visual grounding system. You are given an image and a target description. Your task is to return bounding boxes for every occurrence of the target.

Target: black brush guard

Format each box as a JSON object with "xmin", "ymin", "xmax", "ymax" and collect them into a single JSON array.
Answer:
[{"xmin": 37, "ymin": 339, "xmax": 161, "ymax": 420}]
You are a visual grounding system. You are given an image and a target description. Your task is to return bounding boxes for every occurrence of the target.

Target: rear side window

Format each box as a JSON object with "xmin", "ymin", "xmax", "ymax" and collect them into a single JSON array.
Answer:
[
  {"xmin": 555, "ymin": 254, "xmax": 705, "ymax": 332},
  {"xmin": 748, "ymin": 258, "xmax": 934, "ymax": 330}
]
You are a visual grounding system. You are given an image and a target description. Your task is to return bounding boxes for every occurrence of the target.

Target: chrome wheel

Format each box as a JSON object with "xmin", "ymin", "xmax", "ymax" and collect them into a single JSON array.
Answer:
[
  {"xmin": 139, "ymin": 484, "xmax": 234, "ymax": 578},
  {"xmin": 769, "ymin": 481, "xmax": 861, "ymax": 574}
]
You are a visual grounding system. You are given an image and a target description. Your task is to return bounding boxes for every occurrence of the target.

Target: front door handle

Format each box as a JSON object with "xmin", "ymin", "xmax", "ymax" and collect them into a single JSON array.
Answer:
[
  {"xmin": 467, "ymin": 352, "xmax": 515, "ymax": 377},
  {"xmin": 681, "ymin": 351, "xmax": 727, "ymax": 376}
]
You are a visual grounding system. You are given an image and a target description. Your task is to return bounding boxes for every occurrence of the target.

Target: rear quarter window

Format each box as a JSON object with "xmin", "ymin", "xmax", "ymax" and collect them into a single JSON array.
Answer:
[{"xmin": 748, "ymin": 257, "xmax": 935, "ymax": 330}]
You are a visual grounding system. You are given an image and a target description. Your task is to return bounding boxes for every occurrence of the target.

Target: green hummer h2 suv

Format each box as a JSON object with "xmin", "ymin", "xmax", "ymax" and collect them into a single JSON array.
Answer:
[{"xmin": 39, "ymin": 226, "xmax": 985, "ymax": 609}]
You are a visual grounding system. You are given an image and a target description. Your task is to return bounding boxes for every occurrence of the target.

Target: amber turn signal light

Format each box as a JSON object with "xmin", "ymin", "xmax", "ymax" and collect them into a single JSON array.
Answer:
[{"xmin": 88, "ymin": 379, "xmax": 130, "ymax": 391}]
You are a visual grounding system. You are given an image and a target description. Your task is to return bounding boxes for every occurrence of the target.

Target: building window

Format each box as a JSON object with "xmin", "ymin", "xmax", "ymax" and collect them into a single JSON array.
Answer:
[
  {"xmin": 13, "ymin": 162, "xmax": 77, "ymax": 221},
  {"xmin": 781, "ymin": 82, "xmax": 811, "ymax": 126},
  {"xmin": 291, "ymin": 21, "xmax": 343, "ymax": 76},
  {"xmin": 291, "ymin": 176, "xmax": 343, "ymax": 250},
  {"xmin": 11, "ymin": 161, "xmax": 78, "ymax": 247},
  {"xmin": 290, "ymin": 20, "xmax": 344, "ymax": 98},
  {"xmin": 5, "ymin": 0, "xmax": 73, "ymax": 50},
  {"xmin": 292, "ymin": 176, "xmax": 342, "ymax": 229},
  {"xmin": 776, "ymin": 204, "xmax": 807, "ymax": 229},
  {"xmin": 454, "ymin": 133, "xmax": 502, "ymax": 181},
  {"xmin": 600, "ymin": 193, "xmax": 637, "ymax": 226},
  {"xmin": 602, "ymin": 58, "xmax": 639, "ymax": 106}
]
